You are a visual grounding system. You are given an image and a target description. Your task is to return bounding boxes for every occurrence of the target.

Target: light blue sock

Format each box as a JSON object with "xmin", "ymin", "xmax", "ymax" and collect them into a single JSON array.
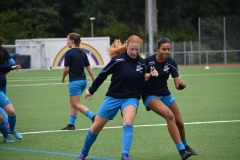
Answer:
[
  {"xmin": 85, "ymin": 110, "xmax": 95, "ymax": 120},
  {"xmin": 0, "ymin": 121, "xmax": 8, "ymax": 138},
  {"xmin": 83, "ymin": 130, "xmax": 98, "ymax": 150},
  {"xmin": 122, "ymin": 125, "xmax": 133, "ymax": 154},
  {"xmin": 69, "ymin": 115, "xmax": 77, "ymax": 125},
  {"xmin": 183, "ymin": 139, "xmax": 188, "ymax": 146},
  {"xmin": 8, "ymin": 114, "xmax": 16, "ymax": 132},
  {"xmin": 176, "ymin": 142, "xmax": 185, "ymax": 151}
]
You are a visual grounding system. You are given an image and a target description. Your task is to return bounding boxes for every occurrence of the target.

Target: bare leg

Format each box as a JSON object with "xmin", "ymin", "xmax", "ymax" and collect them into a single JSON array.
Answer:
[
  {"xmin": 148, "ymin": 98, "xmax": 182, "ymax": 144},
  {"xmin": 169, "ymin": 102, "xmax": 185, "ymax": 141}
]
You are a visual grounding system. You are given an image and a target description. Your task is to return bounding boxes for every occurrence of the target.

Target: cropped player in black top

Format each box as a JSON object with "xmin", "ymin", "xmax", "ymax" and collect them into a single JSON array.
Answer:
[
  {"xmin": 0, "ymin": 37, "xmax": 16, "ymax": 123},
  {"xmin": 61, "ymin": 33, "xmax": 95, "ymax": 130},
  {"xmin": 0, "ymin": 64, "xmax": 23, "ymax": 143},
  {"xmin": 142, "ymin": 37, "xmax": 197, "ymax": 160}
]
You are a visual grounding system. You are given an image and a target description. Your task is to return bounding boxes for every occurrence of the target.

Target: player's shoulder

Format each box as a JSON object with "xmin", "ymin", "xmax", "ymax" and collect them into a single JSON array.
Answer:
[
  {"xmin": 144, "ymin": 54, "xmax": 156, "ymax": 65},
  {"xmin": 66, "ymin": 48, "xmax": 79, "ymax": 55},
  {"xmin": 111, "ymin": 53, "xmax": 125, "ymax": 62},
  {"xmin": 145, "ymin": 54, "xmax": 155, "ymax": 61},
  {"xmin": 166, "ymin": 57, "xmax": 177, "ymax": 64},
  {"xmin": 137, "ymin": 55, "xmax": 145, "ymax": 63},
  {"xmin": 2, "ymin": 48, "xmax": 9, "ymax": 54},
  {"xmin": 1, "ymin": 48, "xmax": 7, "ymax": 52}
]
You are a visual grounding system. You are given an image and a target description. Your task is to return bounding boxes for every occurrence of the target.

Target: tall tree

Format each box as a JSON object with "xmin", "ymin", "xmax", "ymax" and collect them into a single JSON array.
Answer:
[
  {"xmin": 0, "ymin": 10, "xmax": 26, "ymax": 44},
  {"xmin": 74, "ymin": 0, "xmax": 145, "ymax": 42}
]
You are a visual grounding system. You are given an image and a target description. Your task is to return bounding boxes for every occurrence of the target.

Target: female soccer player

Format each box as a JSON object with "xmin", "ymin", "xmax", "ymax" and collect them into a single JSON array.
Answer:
[
  {"xmin": 0, "ymin": 37, "xmax": 18, "ymax": 142},
  {"xmin": 0, "ymin": 64, "xmax": 23, "ymax": 142},
  {"xmin": 142, "ymin": 37, "xmax": 197, "ymax": 160},
  {"xmin": 76, "ymin": 35, "xmax": 157, "ymax": 160},
  {"xmin": 61, "ymin": 33, "xmax": 95, "ymax": 130}
]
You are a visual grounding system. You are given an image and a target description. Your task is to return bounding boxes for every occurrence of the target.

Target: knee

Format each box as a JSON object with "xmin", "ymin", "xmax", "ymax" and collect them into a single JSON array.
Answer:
[
  {"xmin": 165, "ymin": 111, "xmax": 175, "ymax": 122},
  {"xmin": 6, "ymin": 110, "xmax": 15, "ymax": 116},
  {"xmin": 123, "ymin": 118, "xmax": 134, "ymax": 126},
  {"xmin": 91, "ymin": 125, "xmax": 102, "ymax": 134},
  {"xmin": 3, "ymin": 105, "xmax": 15, "ymax": 116}
]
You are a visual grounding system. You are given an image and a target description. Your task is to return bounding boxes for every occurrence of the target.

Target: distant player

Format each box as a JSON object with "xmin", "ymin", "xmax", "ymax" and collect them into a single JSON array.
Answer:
[{"xmin": 61, "ymin": 32, "xmax": 95, "ymax": 130}]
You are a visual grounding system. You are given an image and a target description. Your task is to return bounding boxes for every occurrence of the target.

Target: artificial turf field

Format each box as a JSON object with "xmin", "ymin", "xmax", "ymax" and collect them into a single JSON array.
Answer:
[{"xmin": 0, "ymin": 65, "xmax": 240, "ymax": 160}]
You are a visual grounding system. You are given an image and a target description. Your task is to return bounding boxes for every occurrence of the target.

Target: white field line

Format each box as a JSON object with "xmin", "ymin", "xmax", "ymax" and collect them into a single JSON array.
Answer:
[
  {"xmin": 7, "ymin": 81, "xmax": 111, "ymax": 87},
  {"xmin": 7, "ymin": 71, "xmax": 240, "ymax": 80},
  {"xmin": 180, "ymin": 72, "xmax": 240, "ymax": 77},
  {"xmin": 5, "ymin": 119, "xmax": 240, "ymax": 136},
  {"xmin": 7, "ymin": 72, "xmax": 240, "ymax": 87}
]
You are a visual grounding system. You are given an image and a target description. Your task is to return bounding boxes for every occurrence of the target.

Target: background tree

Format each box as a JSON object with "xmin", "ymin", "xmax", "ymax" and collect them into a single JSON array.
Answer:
[
  {"xmin": 0, "ymin": 0, "xmax": 239, "ymax": 45},
  {"xmin": 0, "ymin": 10, "xmax": 26, "ymax": 44}
]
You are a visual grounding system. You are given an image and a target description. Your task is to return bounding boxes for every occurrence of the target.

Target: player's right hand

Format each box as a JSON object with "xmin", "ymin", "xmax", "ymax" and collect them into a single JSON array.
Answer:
[
  {"xmin": 144, "ymin": 73, "xmax": 151, "ymax": 81},
  {"xmin": 85, "ymin": 89, "xmax": 92, "ymax": 101}
]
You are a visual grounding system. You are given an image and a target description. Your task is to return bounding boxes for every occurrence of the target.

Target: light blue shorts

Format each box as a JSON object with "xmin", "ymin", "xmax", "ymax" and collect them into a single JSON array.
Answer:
[
  {"xmin": 68, "ymin": 80, "xmax": 87, "ymax": 96},
  {"xmin": 0, "ymin": 92, "xmax": 11, "ymax": 109},
  {"xmin": 97, "ymin": 96, "xmax": 139, "ymax": 120},
  {"xmin": 0, "ymin": 87, "xmax": 6, "ymax": 95},
  {"xmin": 143, "ymin": 95, "xmax": 175, "ymax": 110}
]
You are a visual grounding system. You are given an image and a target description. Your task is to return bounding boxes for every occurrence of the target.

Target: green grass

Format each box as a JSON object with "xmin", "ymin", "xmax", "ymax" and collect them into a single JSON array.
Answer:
[{"xmin": 0, "ymin": 66, "xmax": 240, "ymax": 160}]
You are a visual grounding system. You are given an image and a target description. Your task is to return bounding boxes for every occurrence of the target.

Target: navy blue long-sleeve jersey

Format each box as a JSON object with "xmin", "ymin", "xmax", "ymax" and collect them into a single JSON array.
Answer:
[
  {"xmin": 64, "ymin": 48, "xmax": 90, "ymax": 82},
  {"xmin": 0, "ymin": 65, "xmax": 12, "ymax": 87},
  {"xmin": 142, "ymin": 55, "xmax": 179, "ymax": 101},
  {"xmin": 89, "ymin": 52, "xmax": 146, "ymax": 99}
]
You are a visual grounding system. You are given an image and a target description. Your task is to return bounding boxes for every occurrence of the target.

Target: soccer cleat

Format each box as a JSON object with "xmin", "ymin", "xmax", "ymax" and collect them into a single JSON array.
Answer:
[
  {"xmin": 121, "ymin": 153, "xmax": 131, "ymax": 160},
  {"xmin": 179, "ymin": 150, "xmax": 192, "ymax": 160},
  {"xmin": 76, "ymin": 156, "xmax": 86, "ymax": 160},
  {"xmin": 91, "ymin": 115, "xmax": 96, "ymax": 123},
  {"xmin": 10, "ymin": 130, "xmax": 23, "ymax": 140},
  {"xmin": 61, "ymin": 124, "xmax": 75, "ymax": 130},
  {"xmin": 185, "ymin": 145, "xmax": 198, "ymax": 155},
  {"xmin": 76, "ymin": 149, "xmax": 88, "ymax": 160},
  {"xmin": 3, "ymin": 135, "xmax": 15, "ymax": 143}
]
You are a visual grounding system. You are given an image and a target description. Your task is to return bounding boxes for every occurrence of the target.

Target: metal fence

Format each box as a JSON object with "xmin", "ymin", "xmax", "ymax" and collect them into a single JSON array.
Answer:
[
  {"xmin": 141, "ymin": 17, "xmax": 240, "ymax": 65},
  {"xmin": 141, "ymin": 43, "xmax": 240, "ymax": 66}
]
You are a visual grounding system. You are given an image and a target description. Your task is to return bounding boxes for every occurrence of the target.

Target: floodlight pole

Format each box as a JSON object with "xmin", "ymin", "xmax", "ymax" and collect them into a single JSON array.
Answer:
[
  {"xmin": 148, "ymin": 0, "xmax": 154, "ymax": 55},
  {"xmin": 90, "ymin": 17, "xmax": 96, "ymax": 37}
]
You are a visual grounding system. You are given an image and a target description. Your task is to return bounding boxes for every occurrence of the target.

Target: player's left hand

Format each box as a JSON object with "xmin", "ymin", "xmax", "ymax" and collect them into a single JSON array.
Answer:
[{"xmin": 179, "ymin": 80, "xmax": 186, "ymax": 88}]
